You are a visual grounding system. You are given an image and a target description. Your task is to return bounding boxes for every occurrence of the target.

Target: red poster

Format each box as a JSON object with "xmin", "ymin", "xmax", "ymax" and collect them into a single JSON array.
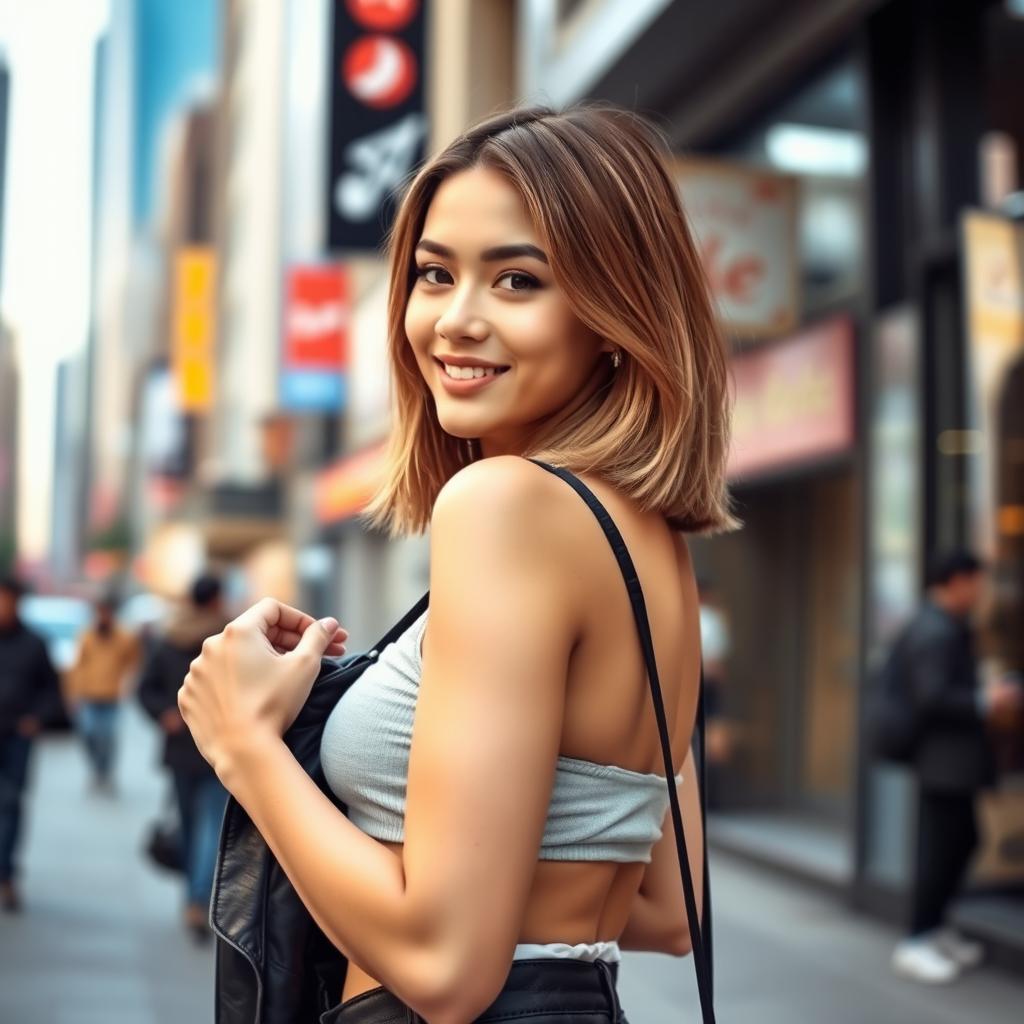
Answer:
[{"xmin": 284, "ymin": 265, "xmax": 350, "ymax": 369}]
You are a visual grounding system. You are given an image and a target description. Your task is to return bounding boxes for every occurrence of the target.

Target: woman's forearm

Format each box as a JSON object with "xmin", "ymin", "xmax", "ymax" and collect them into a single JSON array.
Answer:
[
  {"xmin": 219, "ymin": 734, "xmax": 445, "ymax": 1009},
  {"xmin": 617, "ymin": 892, "xmax": 692, "ymax": 956}
]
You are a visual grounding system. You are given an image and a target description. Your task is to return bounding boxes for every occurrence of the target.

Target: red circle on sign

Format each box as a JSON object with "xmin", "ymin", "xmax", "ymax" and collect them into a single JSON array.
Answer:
[
  {"xmin": 346, "ymin": 0, "xmax": 418, "ymax": 32},
  {"xmin": 342, "ymin": 35, "xmax": 417, "ymax": 109}
]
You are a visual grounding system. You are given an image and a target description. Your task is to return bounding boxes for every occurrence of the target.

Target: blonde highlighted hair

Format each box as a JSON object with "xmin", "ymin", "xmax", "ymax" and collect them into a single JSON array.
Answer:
[{"xmin": 363, "ymin": 104, "xmax": 735, "ymax": 536}]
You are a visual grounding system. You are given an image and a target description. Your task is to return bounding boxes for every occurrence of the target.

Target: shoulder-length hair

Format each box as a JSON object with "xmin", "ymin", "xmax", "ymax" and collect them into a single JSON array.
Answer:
[{"xmin": 363, "ymin": 104, "xmax": 735, "ymax": 536}]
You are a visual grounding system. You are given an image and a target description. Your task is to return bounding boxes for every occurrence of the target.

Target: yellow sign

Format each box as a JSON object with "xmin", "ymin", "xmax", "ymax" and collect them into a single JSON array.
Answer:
[
  {"xmin": 962, "ymin": 211, "xmax": 1024, "ymax": 559},
  {"xmin": 172, "ymin": 247, "xmax": 216, "ymax": 411},
  {"xmin": 965, "ymin": 212, "xmax": 1024, "ymax": 350}
]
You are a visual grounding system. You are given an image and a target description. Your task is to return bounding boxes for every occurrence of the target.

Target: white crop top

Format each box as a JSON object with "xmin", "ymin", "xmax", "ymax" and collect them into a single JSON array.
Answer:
[{"xmin": 321, "ymin": 610, "xmax": 681, "ymax": 864}]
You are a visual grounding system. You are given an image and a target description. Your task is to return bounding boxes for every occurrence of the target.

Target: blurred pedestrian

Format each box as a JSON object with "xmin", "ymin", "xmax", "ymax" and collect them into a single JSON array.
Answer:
[
  {"xmin": 138, "ymin": 573, "xmax": 230, "ymax": 942},
  {"xmin": 0, "ymin": 575, "xmax": 61, "ymax": 913},
  {"xmin": 891, "ymin": 551, "xmax": 1023, "ymax": 984},
  {"xmin": 65, "ymin": 593, "xmax": 141, "ymax": 794}
]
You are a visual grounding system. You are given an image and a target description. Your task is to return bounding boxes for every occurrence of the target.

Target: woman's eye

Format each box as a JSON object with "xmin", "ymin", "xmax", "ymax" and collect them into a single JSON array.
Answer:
[
  {"xmin": 416, "ymin": 265, "xmax": 452, "ymax": 285},
  {"xmin": 495, "ymin": 271, "xmax": 539, "ymax": 292}
]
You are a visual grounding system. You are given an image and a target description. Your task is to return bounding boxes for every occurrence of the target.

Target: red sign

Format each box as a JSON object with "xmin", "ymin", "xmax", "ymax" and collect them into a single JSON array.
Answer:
[
  {"xmin": 346, "ymin": 0, "xmax": 418, "ymax": 31},
  {"xmin": 281, "ymin": 265, "xmax": 350, "ymax": 410},
  {"xmin": 728, "ymin": 316, "xmax": 855, "ymax": 480},
  {"xmin": 284, "ymin": 265, "xmax": 350, "ymax": 369},
  {"xmin": 343, "ymin": 35, "xmax": 418, "ymax": 109}
]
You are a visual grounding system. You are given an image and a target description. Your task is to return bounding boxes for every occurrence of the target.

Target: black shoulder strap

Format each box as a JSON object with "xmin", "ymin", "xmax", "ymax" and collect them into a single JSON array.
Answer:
[
  {"xmin": 528, "ymin": 459, "xmax": 716, "ymax": 1023},
  {"xmin": 368, "ymin": 592, "xmax": 430, "ymax": 654}
]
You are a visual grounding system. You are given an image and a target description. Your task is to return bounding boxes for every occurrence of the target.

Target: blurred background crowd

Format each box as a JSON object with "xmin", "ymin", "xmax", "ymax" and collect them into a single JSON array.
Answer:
[{"xmin": 0, "ymin": 0, "xmax": 1023, "ymax": 1020}]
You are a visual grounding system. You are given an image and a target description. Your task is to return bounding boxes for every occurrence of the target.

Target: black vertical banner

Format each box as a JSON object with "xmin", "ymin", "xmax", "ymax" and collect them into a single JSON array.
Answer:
[{"xmin": 326, "ymin": 0, "xmax": 428, "ymax": 253}]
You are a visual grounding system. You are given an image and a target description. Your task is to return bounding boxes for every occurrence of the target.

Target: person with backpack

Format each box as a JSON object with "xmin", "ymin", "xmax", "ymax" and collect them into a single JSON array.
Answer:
[{"xmin": 887, "ymin": 551, "xmax": 1022, "ymax": 983}]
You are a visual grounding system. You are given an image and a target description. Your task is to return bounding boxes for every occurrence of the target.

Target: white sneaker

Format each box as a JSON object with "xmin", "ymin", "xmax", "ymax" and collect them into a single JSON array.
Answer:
[
  {"xmin": 891, "ymin": 937, "xmax": 961, "ymax": 984},
  {"xmin": 934, "ymin": 926, "xmax": 984, "ymax": 968}
]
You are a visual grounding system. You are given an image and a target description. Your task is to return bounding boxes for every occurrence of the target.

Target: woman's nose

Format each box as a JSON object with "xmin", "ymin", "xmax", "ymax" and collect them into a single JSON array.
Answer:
[{"xmin": 435, "ymin": 290, "xmax": 488, "ymax": 342}]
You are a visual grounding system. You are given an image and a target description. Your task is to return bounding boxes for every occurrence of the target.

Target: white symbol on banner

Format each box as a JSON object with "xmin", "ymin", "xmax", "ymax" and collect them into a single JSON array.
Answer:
[
  {"xmin": 288, "ymin": 301, "xmax": 349, "ymax": 337},
  {"xmin": 349, "ymin": 38, "xmax": 406, "ymax": 104},
  {"xmin": 334, "ymin": 113, "xmax": 427, "ymax": 222}
]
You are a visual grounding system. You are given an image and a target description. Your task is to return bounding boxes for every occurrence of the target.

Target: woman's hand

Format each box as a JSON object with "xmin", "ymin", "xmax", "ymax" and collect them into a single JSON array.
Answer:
[{"xmin": 178, "ymin": 599, "xmax": 348, "ymax": 778}]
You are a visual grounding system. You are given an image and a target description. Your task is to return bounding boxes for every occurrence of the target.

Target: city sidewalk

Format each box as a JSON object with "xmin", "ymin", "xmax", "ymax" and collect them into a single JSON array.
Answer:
[
  {"xmin": 618, "ymin": 852, "xmax": 1023, "ymax": 1023},
  {"xmin": 1, "ymin": 705, "xmax": 1021, "ymax": 1024},
  {"xmin": 0, "ymin": 703, "xmax": 215, "ymax": 1024}
]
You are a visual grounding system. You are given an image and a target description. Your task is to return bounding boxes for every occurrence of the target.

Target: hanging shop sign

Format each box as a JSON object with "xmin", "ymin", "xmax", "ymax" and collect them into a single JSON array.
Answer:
[
  {"xmin": 963, "ymin": 211, "xmax": 1024, "ymax": 696},
  {"xmin": 326, "ymin": 0, "xmax": 428, "ymax": 252},
  {"xmin": 674, "ymin": 158, "xmax": 799, "ymax": 338},
  {"xmin": 281, "ymin": 264, "xmax": 351, "ymax": 411},
  {"xmin": 962, "ymin": 210, "xmax": 1024, "ymax": 560},
  {"xmin": 728, "ymin": 315, "xmax": 855, "ymax": 481},
  {"xmin": 172, "ymin": 247, "xmax": 216, "ymax": 412},
  {"xmin": 315, "ymin": 441, "xmax": 388, "ymax": 524}
]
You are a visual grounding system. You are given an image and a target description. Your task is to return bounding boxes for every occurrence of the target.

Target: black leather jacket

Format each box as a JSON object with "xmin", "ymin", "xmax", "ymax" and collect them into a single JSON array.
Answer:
[
  {"xmin": 904, "ymin": 600, "xmax": 995, "ymax": 793},
  {"xmin": 212, "ymin": 595, "xmax": 429, "ymax": 1024}
]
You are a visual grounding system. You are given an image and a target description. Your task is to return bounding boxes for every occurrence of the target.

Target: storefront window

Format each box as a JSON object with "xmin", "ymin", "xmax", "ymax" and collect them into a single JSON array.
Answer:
[
  {"xmin": 864, "ymin": 306, "xmax": 922, "ymax": 889},
  {"xmin": 692, "ymin": 54, "xmax": 867, "ymax": 883}
]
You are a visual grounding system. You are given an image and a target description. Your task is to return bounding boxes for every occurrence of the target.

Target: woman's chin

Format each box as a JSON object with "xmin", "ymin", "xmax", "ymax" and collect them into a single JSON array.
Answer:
[{"xmin": 436, "ymin": 411, "xmax": 491, "ymax": 442}]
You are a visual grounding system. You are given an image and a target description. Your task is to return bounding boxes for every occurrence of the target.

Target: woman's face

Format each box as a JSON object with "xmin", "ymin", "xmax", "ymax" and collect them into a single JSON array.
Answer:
[{"xmin": 404, "ymin": 166, "xmax": 608, "ymax": 457}]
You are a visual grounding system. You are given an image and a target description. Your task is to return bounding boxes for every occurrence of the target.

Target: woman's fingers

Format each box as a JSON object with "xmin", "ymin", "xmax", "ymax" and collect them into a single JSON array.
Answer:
[
  {"xmin": 267, "ymin": 623, "xmax": 347, "ymax": 656},
  {"xmin": 235, "ymin": 597, "xmax": 315, "ymax": 636},
  {"xmin": 235, "ymin": 597, "xmax": 348, "ymax": 660}
]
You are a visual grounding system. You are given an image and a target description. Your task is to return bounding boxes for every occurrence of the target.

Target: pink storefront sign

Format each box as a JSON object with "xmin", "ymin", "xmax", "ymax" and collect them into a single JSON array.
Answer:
[{"xmin": 728, "ymin": 316, "xmax": 856, "ymax": 481}]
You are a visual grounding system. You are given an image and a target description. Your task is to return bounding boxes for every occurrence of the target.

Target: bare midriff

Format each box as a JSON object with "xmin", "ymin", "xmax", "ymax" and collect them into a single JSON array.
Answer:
[{"xmin": 341, "ymin": 843, "xmax": 645, "ymax": 1004}]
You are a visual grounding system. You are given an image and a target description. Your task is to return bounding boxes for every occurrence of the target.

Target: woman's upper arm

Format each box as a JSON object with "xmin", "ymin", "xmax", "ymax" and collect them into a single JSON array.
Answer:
[{"xmin": 400, "ymin": 458, "xmax": 580, "ymax": 1011}]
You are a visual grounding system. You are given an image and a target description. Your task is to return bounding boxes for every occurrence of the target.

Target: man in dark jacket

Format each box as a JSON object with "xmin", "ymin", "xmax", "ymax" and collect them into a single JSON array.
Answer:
[
  {"xmin": 138, "ymin": 573, "xmax": 229, "ymax": 942},
  {"xmin": 891, "ymin": 551, "xmax": 1022, "ymax": 984},
  {"xmin": 0, "ymin": 575, "xmax": 61, "ymax": 913}
]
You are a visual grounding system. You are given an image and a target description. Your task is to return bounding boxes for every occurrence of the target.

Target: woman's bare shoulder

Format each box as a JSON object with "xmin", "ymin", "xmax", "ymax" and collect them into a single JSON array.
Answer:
[{"xmin": 432, "ymin": 456, "xmax": 584, "ymax": 542}]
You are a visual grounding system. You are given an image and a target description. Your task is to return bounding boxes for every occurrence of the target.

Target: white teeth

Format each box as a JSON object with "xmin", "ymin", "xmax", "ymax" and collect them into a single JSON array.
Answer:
[{"xmin": 442, "ymin": 363, "xmax": 503, "ymax": 380}]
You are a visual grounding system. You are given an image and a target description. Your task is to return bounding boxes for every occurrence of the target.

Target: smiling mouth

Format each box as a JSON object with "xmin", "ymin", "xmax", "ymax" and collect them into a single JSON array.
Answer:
[{"xmin": 435, "ymin": 358, "xmax": 511, "ymax": 381}]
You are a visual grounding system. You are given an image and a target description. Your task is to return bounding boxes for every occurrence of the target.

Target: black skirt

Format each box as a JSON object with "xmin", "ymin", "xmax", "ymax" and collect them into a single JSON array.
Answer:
[{"xmin": 320, "ymin": 958, "xmax": 629, "ymax": 1024}]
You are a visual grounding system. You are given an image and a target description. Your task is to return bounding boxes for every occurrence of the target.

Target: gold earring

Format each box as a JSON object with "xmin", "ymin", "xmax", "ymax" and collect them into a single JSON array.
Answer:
[{"xmin": 611, "ymin": 350, "xmax": 622, "ymax": 369}]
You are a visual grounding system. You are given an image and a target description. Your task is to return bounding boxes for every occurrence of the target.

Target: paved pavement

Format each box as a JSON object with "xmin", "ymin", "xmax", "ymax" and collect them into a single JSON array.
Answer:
[
  {"xmin": 0, "ymin": 704, "xmax": 215, "ymax": 1024},
  {"xmin": 1, "ymin": 705, "xmax": 1021, "ymax": 1023}
]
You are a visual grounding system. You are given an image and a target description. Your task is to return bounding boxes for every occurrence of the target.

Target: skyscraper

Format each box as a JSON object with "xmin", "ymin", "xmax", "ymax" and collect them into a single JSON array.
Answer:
[{"xmin": 0, "ymin": 54, "xmax": 15, "ymax": 568}]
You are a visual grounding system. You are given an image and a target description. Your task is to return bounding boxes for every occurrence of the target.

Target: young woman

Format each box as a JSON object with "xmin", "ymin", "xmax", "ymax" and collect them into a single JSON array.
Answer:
[{"xmin": 179, "ymin": 105, "xmax": 733, "ymax": 1024}]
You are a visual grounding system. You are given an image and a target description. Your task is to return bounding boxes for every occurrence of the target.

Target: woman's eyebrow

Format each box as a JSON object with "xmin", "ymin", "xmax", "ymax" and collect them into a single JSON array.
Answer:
[
  {"xmin": 415, "ymin": 239, "xmax": 548, "ymax": 264},
  {"xmin": 480, "ymin": 243, "xmax": 548, "ymax": 264}
]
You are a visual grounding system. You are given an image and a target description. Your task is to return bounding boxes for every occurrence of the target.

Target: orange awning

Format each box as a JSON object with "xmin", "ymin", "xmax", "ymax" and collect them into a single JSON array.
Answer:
[{"xmin": 314, "ymin": 442, "xmax": 388, "ymax": 525}]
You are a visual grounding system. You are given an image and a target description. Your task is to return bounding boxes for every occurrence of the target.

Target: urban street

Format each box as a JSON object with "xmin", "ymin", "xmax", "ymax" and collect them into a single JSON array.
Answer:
[{"xmin": 0, "ymin": 708, "xmax": 1019, "ymax": 1024}]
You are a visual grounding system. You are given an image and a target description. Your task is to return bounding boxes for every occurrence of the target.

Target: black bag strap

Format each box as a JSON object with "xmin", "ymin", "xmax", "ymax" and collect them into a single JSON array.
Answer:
[
  {"xmin": 368, "ymin": 592, "xmax": 430, "ymax": 655},
  {"xmin": 529, "ymin": 459, "xmax": 716, "ymax": 1023}
]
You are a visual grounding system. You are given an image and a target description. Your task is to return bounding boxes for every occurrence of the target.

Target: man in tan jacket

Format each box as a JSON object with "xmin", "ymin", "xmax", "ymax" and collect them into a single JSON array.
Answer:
[{"xmin": 65, "ymin": 595, "xmax": 141, "ymax": 793}]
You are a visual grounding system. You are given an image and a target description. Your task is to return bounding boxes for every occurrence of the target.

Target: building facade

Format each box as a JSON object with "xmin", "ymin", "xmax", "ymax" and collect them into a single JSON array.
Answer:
[{"xmin": 520, "ymin": 0, "xmax": 1024, "ymax": 966}]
